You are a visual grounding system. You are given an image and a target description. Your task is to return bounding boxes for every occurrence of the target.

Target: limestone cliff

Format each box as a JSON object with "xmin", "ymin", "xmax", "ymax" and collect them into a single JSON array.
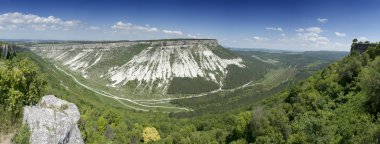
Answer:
[{"xmin": 31, "ymin": 39, "xmax": 245, "ymax": 94}]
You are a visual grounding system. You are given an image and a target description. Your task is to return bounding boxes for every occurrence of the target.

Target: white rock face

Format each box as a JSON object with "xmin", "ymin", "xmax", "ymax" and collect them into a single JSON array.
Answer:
[
  {"xmin": 31, "ymin": 39, "xmax": 245, "ymax": 93},
  {"xmin": 106, "ymin": 44, "xmax": 245, "ymax": 92},
  {"xmin": 23, "ymin": 95, "xmax": 84, "ymax": 144}
]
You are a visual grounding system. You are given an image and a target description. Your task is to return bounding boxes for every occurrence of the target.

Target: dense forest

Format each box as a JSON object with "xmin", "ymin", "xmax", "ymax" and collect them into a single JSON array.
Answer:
[
  {"xmin": 1, "ymin": 41, "xmax": 380, "ymax": 143},
  {"xmin": 224, "ymin": 43, "xmax": 380, "ymax": 143}
]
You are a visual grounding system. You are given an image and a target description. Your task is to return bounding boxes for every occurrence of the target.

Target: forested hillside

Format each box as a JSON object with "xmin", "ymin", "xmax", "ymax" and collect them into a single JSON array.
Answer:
[
  {"xmin": 225, "ymin": 43, "xmax": 380, "ymax": 143},
  {"xmin": 1, "ymin": 41, "xmax": 368, "ymax": 144}
]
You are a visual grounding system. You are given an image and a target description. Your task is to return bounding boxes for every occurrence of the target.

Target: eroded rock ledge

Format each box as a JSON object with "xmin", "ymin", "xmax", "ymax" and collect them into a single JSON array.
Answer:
[{"xmin": 23, "ymin": 95, "xmax": 84, "ymax": 144}]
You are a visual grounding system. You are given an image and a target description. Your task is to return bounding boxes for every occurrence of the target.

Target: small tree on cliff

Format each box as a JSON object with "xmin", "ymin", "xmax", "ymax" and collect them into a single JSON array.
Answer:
[{"xmin": 353, "ymin": 39, "xmax": 358, "ymax": 43}]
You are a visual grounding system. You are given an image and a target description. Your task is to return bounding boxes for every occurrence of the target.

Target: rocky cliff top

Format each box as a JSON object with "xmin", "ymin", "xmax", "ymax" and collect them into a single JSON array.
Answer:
[
  {"xmin": 23, "ymin": 95, "xmax": 84, "ymax": 144},
  {"xmin": 30, "ymin": 39, "xmax": 219, "ymax": 50},
  {"xmin": 351, "ymin": 43, "xmax": 378, "ymax": 53},
  {"xmin": 148, "ymin": 39, "xmax": 218, "ymax": 46}
]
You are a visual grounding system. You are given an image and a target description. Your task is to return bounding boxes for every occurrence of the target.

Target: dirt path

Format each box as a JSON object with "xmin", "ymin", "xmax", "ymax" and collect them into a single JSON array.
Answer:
[{"xmin": 0, "ymin": 130, "xmax": 16, "ymax": 144}]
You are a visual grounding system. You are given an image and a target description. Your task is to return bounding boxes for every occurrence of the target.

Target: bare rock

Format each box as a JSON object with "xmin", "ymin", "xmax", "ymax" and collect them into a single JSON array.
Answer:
[{"xmin": 23, "ymin": 95, "xmax": 84, "ymax": 144}]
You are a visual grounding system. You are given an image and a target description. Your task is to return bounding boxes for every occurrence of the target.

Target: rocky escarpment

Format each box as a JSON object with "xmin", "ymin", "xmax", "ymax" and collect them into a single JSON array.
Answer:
[
  {"xmin": 31, "ymin": 39, "xmax": 245, "ymax": 94},
  {"xmin": 351, "ymin": 43, "xmax": 378, "ymax": 53},
  {"xmin": 0, "ymin": 42, "xmax": 15, "ymax": 59},
  {"xmin": 23, "ymin": 95, "xmax": 84, "ymax": 144}
]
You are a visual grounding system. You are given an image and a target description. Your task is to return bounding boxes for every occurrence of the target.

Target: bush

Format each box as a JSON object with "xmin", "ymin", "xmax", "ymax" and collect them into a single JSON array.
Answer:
[
  {"xmin": 143, "ymin": 127, "xmax": 161, "ymax": 143},
  {"xmin": 12, "ymin": 124, "xmax": 30, "ymax": 144}
]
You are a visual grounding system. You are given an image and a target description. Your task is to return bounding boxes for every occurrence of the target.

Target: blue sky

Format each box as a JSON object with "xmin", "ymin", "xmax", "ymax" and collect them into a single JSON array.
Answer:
[{"xmin": 0, "ymin": 0, "xmax": 379, "ymax": 51}]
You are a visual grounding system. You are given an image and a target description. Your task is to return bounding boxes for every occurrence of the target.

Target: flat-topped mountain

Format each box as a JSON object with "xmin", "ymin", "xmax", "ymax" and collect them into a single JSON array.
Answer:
[{"xmin": 30, "ymin": 39, "xmax": 268, "ymax": 97}]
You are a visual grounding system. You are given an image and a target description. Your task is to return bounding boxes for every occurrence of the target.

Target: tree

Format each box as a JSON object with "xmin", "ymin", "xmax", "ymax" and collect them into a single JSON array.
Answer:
[
  {"xmin": 352, "ymin": 39, "xmax": 358, "ymax": 43},
  {"xmin": 367, "ymin": 45, "xmax": 380, "ymax": 59},
  {"xmin": 130, "ymin": 124, "xmax": 143, "ymax": 144},
  {"xmin": 234, "ymin": 112, "xmax": 252, "ymax": 138},
  {"xmin": 361, "ymin": 57, "xmax": 380, "ymax": 113},
  {"xmin": 143, "ymin": 127, "xmax": 161, "ymax": 143},
  {"xmin": 0, "ymin": 58, "xmax": 46, "ymax": 123},
  {"xmin": 7, "ymin": 88, "xmax": 24, "ymax": 122},
  {"xmin": 97, "ymin": 116, "xmax": 107, "ymax": 132}
]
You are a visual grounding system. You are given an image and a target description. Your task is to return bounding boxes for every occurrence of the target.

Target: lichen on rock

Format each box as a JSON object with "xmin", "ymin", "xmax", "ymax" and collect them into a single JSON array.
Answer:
[{"xmin": 22, "ymin": 95, "xmax": 84, "ymax": 144}]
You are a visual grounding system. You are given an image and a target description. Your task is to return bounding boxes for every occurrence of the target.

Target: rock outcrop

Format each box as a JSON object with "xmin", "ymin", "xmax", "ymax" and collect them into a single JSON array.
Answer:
[
  {"xmin": 0, "ymin": 43, "xmax": 15, "ymax": 59},
  {"xmin": 351, "ymin": 43, "xmax": 378, "ymax": 53},
  {"xmin": 23, "ymin": 95, "xmax": 84, "ymax": 144}
]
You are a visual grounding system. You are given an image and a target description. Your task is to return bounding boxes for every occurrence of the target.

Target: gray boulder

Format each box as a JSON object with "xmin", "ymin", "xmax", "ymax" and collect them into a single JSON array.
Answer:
[{"xmin": 23, "ymin": 95, "xmax": 84, "ymax": 144}]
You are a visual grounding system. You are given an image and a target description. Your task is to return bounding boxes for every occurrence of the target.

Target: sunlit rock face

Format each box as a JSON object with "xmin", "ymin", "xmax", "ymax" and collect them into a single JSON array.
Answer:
[
  {"xmin": 31, "ymin": 39, "xmax": 245, "ymax": 93},
  {"xmin": 23, "ymin": 95, "xmax": 84, "ymax": 144}
]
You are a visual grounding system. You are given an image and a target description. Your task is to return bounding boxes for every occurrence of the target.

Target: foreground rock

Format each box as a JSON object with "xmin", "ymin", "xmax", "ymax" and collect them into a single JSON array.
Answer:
[{"xmin": 23, "ymin": 95, "xmax": 84, "ymax": 144}]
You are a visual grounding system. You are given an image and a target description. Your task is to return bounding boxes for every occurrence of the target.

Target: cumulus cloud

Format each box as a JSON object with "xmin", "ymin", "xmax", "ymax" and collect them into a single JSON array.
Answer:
[
  {"xmin": 266, "ymin": 27, "xmax": 283, "ymax": 32},
  {"xmin": 111, "ymin": 21, "xmax": 158, "ymax": 32},
  {"xmin": 305, "ymin": 27, "xmax": 323, "ymax": 33},
  {"xmin": 317, "ymin": 18, "xmax": 328, "ymax": 23},
  {"xmin": 296, "ymin": 27, "xmax": 329, "ymax": 46},
  {"xmin": 0, "ymin": 12, "xmax": 80, "ymax": 31},
  {"xmin": 162, "ymin": 29, "xmax": 183, "ymax": 35},
  {"xmin": 335, "ymin": 32, "xmax": 346, "ymax": 37}
]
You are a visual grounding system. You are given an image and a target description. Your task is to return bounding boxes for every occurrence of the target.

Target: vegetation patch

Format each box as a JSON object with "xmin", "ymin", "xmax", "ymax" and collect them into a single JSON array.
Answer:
[
  {"xmin": 223, "ymin": 59, "xmax": 271, "ymax": 89},
  {"xmin": 211, "ymin": 45, "xmax": 239, "ymax": 59},
  {"xmin": 12, "ymin": 124, "xmax": 30, "ymax": 144},
  {"xmin": 167, "ymin": 77, "xmax": 219, "ymax": 94}
]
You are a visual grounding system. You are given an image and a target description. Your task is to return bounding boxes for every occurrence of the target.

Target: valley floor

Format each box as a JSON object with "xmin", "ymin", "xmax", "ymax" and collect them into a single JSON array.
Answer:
[{"xmin": 54, "ymin": 63, "xmax": 296, "ymax": 112}]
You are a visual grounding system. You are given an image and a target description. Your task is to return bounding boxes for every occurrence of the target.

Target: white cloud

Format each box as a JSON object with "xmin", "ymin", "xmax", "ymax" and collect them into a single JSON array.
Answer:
[
  {"xmin": 306, "ymin": 27, "xmax": 323, "ymax": 33},
  {"xmin": 266, "ymin": 27, "xmax": 283, "ymax": 32},
  {"xmin": 253, "ymin": 36, "xmax": 269, "ymax": 41},
  {"xmin": 162, "ymin": 29, "xmax": 183, "ymax": 35},
  {"xmin": 359, "ymin": 36, "xmax": 368, "ymax": 41},
  {"xmin": 111, "ymin": 21, "xmax": 158, "ymax": 32},
  {"xmin": 317, "ymin": 18, "xmax": 328, "ymax": 23},
  {"xmin": 31, "ymin": 24, "xmax": 48, "ymax": 31},
  {"xmin": 296, "ymin": 27, "xmax": 329, "ymax": 46},
  {"xmin": 295, "ymin": 28, "xmax": 304, "ymax": 32},
  {"xmin": 0, "ymin": 12, "xmax": 79, "ymax": 31},
  {"xmin": 335, "ymin": 32, "xmax": 346, "ymax": 37},
  {"xmin": 87, "ymin": 26, "xmax": 100, "ymax": 30}
]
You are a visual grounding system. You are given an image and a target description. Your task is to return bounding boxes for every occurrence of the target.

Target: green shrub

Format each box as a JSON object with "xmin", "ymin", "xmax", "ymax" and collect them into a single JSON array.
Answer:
[{"xmin": 12, "ymin": 124, "xmax": 30, "ymax": 144}]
